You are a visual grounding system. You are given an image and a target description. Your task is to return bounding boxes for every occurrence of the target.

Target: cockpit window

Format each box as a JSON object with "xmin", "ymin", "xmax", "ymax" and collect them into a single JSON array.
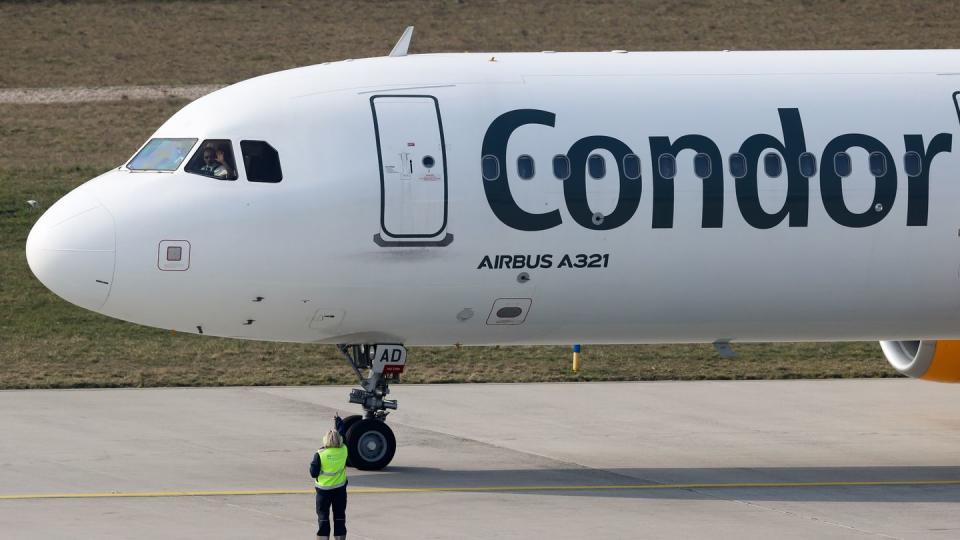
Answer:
[
  {"xmin": 127, "ymin": 138, "xmax": 197, "ymax": 171},
  {"xmin": 185, "ymin": 139, "xmax": 239, "ymax": 180},
  {"xmin": 240, "ymin": 140, "xmax": 283, "ymax": 183}
]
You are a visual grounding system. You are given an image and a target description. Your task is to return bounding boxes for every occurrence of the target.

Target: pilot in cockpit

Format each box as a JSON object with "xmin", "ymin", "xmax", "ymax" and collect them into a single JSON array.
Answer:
[{"xmin": 199, "ymin": 144, "xmax": 234, "ymax": 179}]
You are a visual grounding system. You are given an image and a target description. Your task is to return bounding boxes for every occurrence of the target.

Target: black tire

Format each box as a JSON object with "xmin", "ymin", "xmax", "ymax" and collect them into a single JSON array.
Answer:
[
  {"xmin": 339, "ymin": 415, "xmax": 363, "ymax": 467},
  {"xmin": 345, "ymin": 418, "xmax": 396, "ymax": 471}
]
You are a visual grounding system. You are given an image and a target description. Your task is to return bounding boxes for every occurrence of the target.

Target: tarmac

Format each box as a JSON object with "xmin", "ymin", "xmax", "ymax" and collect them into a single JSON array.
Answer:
[
  {"xmin": 0, "ymin": 84, "xmax": 221, "ymax": 104},
  {"xmin": 1, "ymin": 379, "xmax": 960, "ymax": 539}
]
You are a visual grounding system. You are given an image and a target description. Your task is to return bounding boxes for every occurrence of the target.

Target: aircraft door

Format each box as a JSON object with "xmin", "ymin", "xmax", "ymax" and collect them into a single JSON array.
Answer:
[
  {"xmin": 953, "ymin": 91, "xmax": 960, "ymax": 127},
  {"xmin": 371, "ymin": 95, "xmax": 453, "ymax": 247}
]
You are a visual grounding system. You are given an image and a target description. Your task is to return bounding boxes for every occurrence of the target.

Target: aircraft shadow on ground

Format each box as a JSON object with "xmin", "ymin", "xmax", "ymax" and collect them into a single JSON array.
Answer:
[{"xmin": 348, "ymin": 466, "xmax": 960, "ymax": 502}]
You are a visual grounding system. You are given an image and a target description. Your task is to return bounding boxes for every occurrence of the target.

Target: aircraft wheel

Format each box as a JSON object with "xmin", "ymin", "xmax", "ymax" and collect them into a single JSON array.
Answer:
[
  {"xmin": 339, "ymin": 415, "xmax": 362, "ymax": 466},
  {"xmin": 345, "ymin": 418, "xmax": 396, "ymax": 471}
]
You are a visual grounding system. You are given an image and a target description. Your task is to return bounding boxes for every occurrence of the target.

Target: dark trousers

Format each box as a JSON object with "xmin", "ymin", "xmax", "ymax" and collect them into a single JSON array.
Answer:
[{"xmin": 315, "ymin": 485, "xmax": 347, "ymax": 537}]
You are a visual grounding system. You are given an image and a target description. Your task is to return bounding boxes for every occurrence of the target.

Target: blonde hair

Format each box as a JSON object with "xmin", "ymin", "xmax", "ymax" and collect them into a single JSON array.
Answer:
[{"xmin": 323, "ymin": 429, "xmax": 342, "ymax": 449}]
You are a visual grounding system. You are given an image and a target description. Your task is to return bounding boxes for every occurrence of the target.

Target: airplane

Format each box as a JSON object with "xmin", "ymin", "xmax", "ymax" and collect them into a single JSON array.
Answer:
[{"xmin": 25, "ymin": 27, "xmax": 960, "ymax": 470}]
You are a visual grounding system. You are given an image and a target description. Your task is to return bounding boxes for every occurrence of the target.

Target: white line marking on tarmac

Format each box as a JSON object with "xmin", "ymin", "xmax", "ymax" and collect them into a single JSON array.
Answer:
[{"xmin": 723, "ymin": 497, "xmax": 901, "ymax": 539}]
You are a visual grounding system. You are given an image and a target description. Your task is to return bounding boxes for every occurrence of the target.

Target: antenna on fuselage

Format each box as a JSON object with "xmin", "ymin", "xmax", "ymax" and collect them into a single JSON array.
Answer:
[{"xmin": 389, "ymin": 26, "xmax": 414, "ymax": 57}]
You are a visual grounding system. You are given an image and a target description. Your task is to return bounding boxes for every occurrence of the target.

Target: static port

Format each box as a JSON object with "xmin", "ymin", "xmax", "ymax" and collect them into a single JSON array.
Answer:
[{"xmin": 496, "ymin": 306, "xmax": 523, "ymax": 318}]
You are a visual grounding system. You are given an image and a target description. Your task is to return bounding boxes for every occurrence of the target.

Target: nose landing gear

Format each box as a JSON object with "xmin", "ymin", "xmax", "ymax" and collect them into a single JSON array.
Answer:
[{"xmin": 336, "ymin": 344, "xmax": 406, "ymax": 470}]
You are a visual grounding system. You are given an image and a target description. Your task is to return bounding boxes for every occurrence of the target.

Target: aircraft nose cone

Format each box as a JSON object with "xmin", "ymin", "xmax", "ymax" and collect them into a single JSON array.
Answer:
[{"xmin": 25, "ymin": 189, "xmax": 116, "ymax": 311}]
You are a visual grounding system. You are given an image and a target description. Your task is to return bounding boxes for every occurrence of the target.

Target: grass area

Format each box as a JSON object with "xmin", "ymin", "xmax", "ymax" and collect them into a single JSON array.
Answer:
[
  {"xmin": 0, "ymin": 1, "xmax": 915, "ymax": 389},
  {"xmin": 1, "ymin": 1, "xmax": 959, "ymax": 88},
  {"xmin": 0, "ymin": 339, "xmax": 895, "ymax": 390},
  {"xmin": 0, "ymin": 89, "xmax": 900, "ymax": 389}
]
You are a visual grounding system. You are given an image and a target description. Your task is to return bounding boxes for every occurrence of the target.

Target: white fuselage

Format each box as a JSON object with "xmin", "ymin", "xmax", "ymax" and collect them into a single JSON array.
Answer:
[{"xmin": 25, "ymin": 50, "xmax": 960, "ymax": 345}]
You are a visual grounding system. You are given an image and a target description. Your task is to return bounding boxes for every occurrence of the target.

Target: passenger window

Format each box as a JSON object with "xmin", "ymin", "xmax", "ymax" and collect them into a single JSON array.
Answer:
[
  {"xmin": 185, "ymin": 139, "xmax": 238, "ymax": 180},
  {"xmin": 622, "ymin": 154, "xmax": 641, "ymax": 180},
  {"xmin": 834, "ymin": 152, "xmax": 852, "ymax": 177},
  {"xmin": 799, "ymin": 152, "xmax": 817, "ymax": 177},
  {"xmin": 553, "ymin": 155, "xmax": 570, "ymax": 180},
  {"xmin": 904, "ymin": 151, "xmax": 922, "ymax": 177},
  {"xmin": 658, "ymin": 154, "xmax": 676, "ymax": 179},
  {"xmin": 588, "ymin": 154, "xmax": 606, "ymax": 179},
  {"xmin": 240, "ymin": 141, "xmax": 282, "ymax": 183},
  {"xmin": 481, "ymin": 155, "xmax": 499, "ymax": 181},
  {"xmin": 729, "ymin": 153, "xmax": 747, "ymax": 179},
  {"xmin": 127, "ymin": 138, "xmax": 197, "ymax": 171},
  {"xmin": 763, "ymin": 152, "xmax": 782, "ymax": 178},
  {"xmin": 868, "ymin": 152, "xmax": 887, "ymax": 177},
  {"xmin": 693, "ymin": 153, "xmax": 712, "ymax": 179},
  {"xmin": 517, "ymin": 155, "xmax": 535, "ymax": 180}
]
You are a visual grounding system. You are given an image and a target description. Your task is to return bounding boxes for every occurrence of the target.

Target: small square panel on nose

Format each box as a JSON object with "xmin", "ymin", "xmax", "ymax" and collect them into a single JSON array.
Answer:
[{"xmin": 158, "ymin": 240, "xmax": 190, "ymax": 271}]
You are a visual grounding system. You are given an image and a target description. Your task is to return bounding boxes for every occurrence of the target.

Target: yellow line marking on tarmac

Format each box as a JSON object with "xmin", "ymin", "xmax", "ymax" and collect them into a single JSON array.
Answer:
[{"xmin": 4, "ymin": 479, "xmax": 960, "ymax": 500}]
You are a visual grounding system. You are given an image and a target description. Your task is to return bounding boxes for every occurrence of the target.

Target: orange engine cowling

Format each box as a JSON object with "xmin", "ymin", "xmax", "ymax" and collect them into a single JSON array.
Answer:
[{"xmin": 880, "ymin": 340, "xmax": 960, "ymax": 382}]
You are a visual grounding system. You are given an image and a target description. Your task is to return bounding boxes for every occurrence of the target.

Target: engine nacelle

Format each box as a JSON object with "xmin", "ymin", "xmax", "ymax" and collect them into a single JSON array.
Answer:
[{"xmin": 879, "ymin": 340, "xmax": 960, "ymax": 382}]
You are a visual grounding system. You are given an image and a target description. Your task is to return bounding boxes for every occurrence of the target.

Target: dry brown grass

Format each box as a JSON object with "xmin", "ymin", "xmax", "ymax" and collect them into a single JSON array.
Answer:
[
  {"xmin": 0, "ymin": 100, "xmax": 189, "ymax": 170},
  {"xmin": 0, "ymin": 338, "xmax": 894, "ymax": 390},
  {"xmin": 0, "ymin": 98, "xmax": 899, "ymax": 388},
  {"xmin": 0, "ymin": 1, "xmax": 916, "ymax": 388},
  {"xmin": 1, "ymin": 1, "xmax": 959, "ymax": 88}
]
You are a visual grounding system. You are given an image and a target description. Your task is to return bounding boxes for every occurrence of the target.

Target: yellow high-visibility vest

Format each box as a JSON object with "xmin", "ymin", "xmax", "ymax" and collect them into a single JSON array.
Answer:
[{"xmin": 315, "ymin": 446, "xmax": 348, "ymax": 489}]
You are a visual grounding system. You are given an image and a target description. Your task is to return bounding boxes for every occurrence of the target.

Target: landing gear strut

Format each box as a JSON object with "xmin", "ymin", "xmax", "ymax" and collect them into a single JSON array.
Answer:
[{"xmin": 336, "ymin": 344, "xmax": 406, "ymax": 470}]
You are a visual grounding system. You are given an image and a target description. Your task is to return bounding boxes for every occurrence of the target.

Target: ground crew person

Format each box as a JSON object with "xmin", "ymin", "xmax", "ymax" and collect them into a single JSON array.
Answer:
[{"xmin": 310, "ymin": 429, "xmax": 348, "ymax": 539}]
